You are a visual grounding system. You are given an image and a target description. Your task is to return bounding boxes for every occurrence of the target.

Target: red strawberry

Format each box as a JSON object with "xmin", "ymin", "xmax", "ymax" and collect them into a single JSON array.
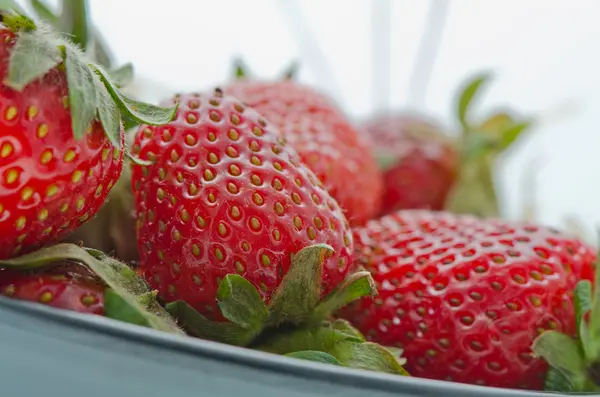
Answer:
[
  {"xmin": 339, "ymin": 210, "xmax": 595, "ymax": 389},
  {"xmin": 361, "ymin": 113, "xmax": 457, "ymax": 215},
  {"xmin": 223, "ymin": 80, "xmax": 383, "ymax": 226},
  {"xmin": 0, "ymin": 262, "xmax": 104, "ymax": 314},
  {"xmin": 130, "ymin": 89, "xmax": 354, "ymax": 320},
  {"xmin": 0, "ymin": 10, "xmax": 176, "ymax": 259}
]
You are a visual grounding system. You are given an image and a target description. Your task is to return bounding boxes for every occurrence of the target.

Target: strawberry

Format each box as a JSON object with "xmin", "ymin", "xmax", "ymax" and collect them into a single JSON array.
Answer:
[
  {"xmin": 339, "ymin": 210, "xmax": 595, "ymax": 389},
  {"xmin": 0, "ymin": 8, "xmax": 176, "ymax": 259},
  {"xmin": 361, "ymin": 113, "xmax": 457, "ymax": 214},
  {"xmin": 363, "ymin": 73, "xmax": 532, "ymax": 218},
  {"xmin": 0, "ymin": 262, "xmax": 105, "ymax": 314},
  {"xmin": 223, "ymin": 79, "xmax": 383, "ymax": 226},
  {"xmin": 130, "ymin": 89, "xmax": 406, "ymax": 375}
]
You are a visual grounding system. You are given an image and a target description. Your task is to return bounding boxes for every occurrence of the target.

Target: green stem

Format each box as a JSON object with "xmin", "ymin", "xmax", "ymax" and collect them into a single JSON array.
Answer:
[{"xmin": 60, "ymin": 0, "xmax": 88, "ymax": 50}]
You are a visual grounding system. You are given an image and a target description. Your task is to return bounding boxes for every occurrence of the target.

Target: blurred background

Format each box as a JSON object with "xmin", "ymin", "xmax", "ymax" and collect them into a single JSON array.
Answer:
[{"xmin": 17, "ymin": 0, "xmax": 600, "ymax": 237}]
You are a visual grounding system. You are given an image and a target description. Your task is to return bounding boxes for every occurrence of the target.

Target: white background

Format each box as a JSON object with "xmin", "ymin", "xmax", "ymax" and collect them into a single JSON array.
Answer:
[{"xmin": 19, "ymin": 0, "xmax": 600, "ymax": 237}]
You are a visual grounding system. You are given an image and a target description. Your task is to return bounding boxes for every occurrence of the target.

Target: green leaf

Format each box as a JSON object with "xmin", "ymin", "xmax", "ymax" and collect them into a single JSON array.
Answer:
[
  {"xmin": 64, "ymin": 45, "xmax": 96, "ymax": 139},
  {"xmin": 7, "ymin": 29, "xmax": 62, "ymax": 91},
  {"xmin": 109, "ymin": 63, "xmax": 134, "ymax": 87},
  {"xmin": 29, "ymin": 0, "xmax": 59, "ymax": 26},
  {"xmin": 91, "ymin": 64, "xmax": 178, "ymax": 126},
  {"xmin": 267, "ymin": 244, "xmax": 332, "ymax": 326},
  {"xmin": 330, "ymin": 318, "xmax": 366, "ymax": 340},
  {"xmin": 91, "ymin": 33, "xmax": 113, "ymax": 68},
  {"xmin": 498, "ymin": 120, "xmax": 532, "ymax": 150},
  {"xmin": 285, "ymin": 351, "xmax": 342, "ymax": 366},
  {"xmin": 575, "ymin": 280, "xmax": 593, "ymax": 332},
  {"xmin": 544, "ymin": 367, "xmax": 575, "ymax": 393},
  {"xmin": 311, "ymin": 271, "xmax": 377, "ymax": 324},
  {"xmin": 59, "ymin": 0, "xmax": 89, "ymax": 50},
  {"xmin": 579, "ymin": 321, "xmax": 597, "ymax": 363},
  {"xmin": 0, "ymin": 244, "xmax": 183, "ymax": 335},
  {"xmin": 332, "ymin": 341, "xmax": 410, "ymax": 376},
  {"xmin": 456, "ymin": 72, "xmax": 492, "ymax": 133},
  {"xmin": 232, "ymin": 57, "xmax": 248, "ymax": 79},
  {"xmin": 121, "ymin": 114, "xmax": 139, "ymax": 131},
  {"xmin": 590, "ymin": 249, "xmax": 600, "ymax": 345},
  {"xmin": 166, "ymin": 300, "xmax": 254, "ymax": 346},
  {"xmin": 104, "ymin": 288, "xmax": 150, "ymax": 327},
  {"xmin": 532, "ymin": 330, "xmax": 587, "ymax": 389},
  {"xmin": 216, "ymin": 274, "xmax": 269, "ymax": 333},
  {"xmin": 92, "ymin": 73, "xmax": 122, "ymax": 149}
]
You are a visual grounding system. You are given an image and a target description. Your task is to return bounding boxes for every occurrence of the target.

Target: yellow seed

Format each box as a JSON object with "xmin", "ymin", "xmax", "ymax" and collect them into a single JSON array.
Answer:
[
  {"xmin": 230, "ymin": 206, "xmax": 241, "ymax": 219},
  {"xmin": 188, "ymin": 183, "xmax": 198, "ymax": 196},
  {"xmin": 72, "ymin": 170, "xmax": 83, "ymax": 183},
  {"xmin": 0, "ymin": 142, "xmax": 13, "ymax": 158},
  {"xmin": 192, "ymin": 274, "xmax": 202, "ymax": 285},
  {"xmin": 40, "ymin": 150, "xmax": 53, "ymax": 164},
  {"xmin": 15, "ymin": 216, "xmax": 26, "ymax": 230},
  {"xmin": 39, "ymin": 291, "xmax": 53, "ymax": 303},
  {"xmin": 181, "ymin": 208, "xmax": 190, "ymax": 222},
  {"xmin": 46, "ymin": 184, "xmax": 58, "ymax": 197},
  {"xmin": 204, "ymin": 169, "xmax": 215, "ymax": 181},
  {"xmin": 5, "ymin": 168, "xmax": 19, "ymax": 184},
  {"xmin": 249, "ymin": 141, "xmax": 260, "ymax": 152},
  {"xmin": 172, "ymin": 262, "xmax": 181, "ymax": 274},
  {"xmin": 170, "ymin": 150, "xmax": 180, "ymax": 162},
  {"xmin": 162, "ymin": 129, "xmax": 173, "ymax": 142},
  {"xmin": 94, "ymin": 185, "xmax": 103, "ymax": 197},
  {"xmin": 253, "ymin": 192, "xmax": 264, "ymax": 205},
  {"xmin": 274, "ymin": 202, "xmax": 284, "ymax": 215},
  {"xmin": 158, "ymin": 250, "xmax": 165, "ymax": 260},
  {"xmin": 215, "ymin": 248, "xmax": 224, "ymax": 261},
  {"xmin": 64, "ymin": 149, "xmax": 76, "ymax": 162},
  {"xmin": 307, "ymin": 227, "xmax": 317, "ymax": 240},
  {"xmin": 253, "ymin": 126, "xmax": 263, "ymax": 136},
  {"xmin": 37, "ymin": 123, "xmax": 49, "ymax": 139},
  {"xmin": 17, "ymin": 233, "xmax": 26, "ymax": 243},
  {"xmin": 0, "ymin": 203, "xmax": 3, "ymax": 214},
  {"xmin": 251, "ymin": 175, "xmax": 262, "ymax": 186},
  {"xmin": 226, "ymin": 146, "xmax": 238, "ymax": 157},
  {"xmin": 231, "ymin": 114, "xmax": 241, "ymax": 125},
  {"xmin": 208, "ymin": 132, "xmax": 216, "ymax": 141},
  {"xmin": 158, "ymin": 221, "xmax": 166, "ymax": 233},
  {"xmin": 60, "ymin": 202, "xmax": 69, "ymax": 212},
  {"xmin": 158, "ymin": 168, "xmax": 167, "ymax": 180},
  {"xmin": 293, "ymin": 216, "xmax": 302, "ymax": 229},
  {"xmin": 250, "ymin": 217, "xmax": 260, "ymax": 230},
  {"xmin": 227, "ymin": 183, "xmax": 238, "ymax": 194},
  {"xmin": 42, "ymin": 226, "xmax": 52, "ymax": 235},
  {"xmin": 261, "ymin": 254, "xmax": 271, "ymax": 266},
  {"xmin": 291, "ymin": 192, "xmax": 302, "ymax": 204},
  {"xmin": 207, "ymin": 193, "xmax": 216, "ymax": 203},
  {"xmin": 295, "ymin": 178, "xmax": 302, "ymax": 187},
  {"xmin": 251, "ymin": 155, "xmax": 261, "ymax": 166},
  {"xmin": 311, "ymin": 193, "xmax": 320, "ymax": 204},
  {"xmin": 273, "ymin": 162, "xmax": 283, "ymax": 171},
  {"xmin": 27, "ymin": 106, "xmax": 38, "ymax": 120},
  {"xmin": 218, "ymin": 222, "xmax": 228, "ymax": 236},
  {"xmin": 5, "ymin": 106, "xmax": 17, "ymax": 121},
  {"xmin": 208, "ymin": 153, "xmax": 219, "ymax": 164},
  {"xmin": 229, "ymin": 164, "xmax": 241, "ymax": 176},
  {"xmin": 272, "ymin": 229, "xmax": 281, "ymax": 241},
  {"xmin": 20, "ymin": 187, "xmax": 33, "ymax": 201},
  {"xmin": 76, "ymin": 197, "xmax": 85, "ymax": 211},
  {"xmin": 186, "ymin": 113, "xmax": 198, "ymax": 124},
  {"xmin": 173, "ymin": 229, "xmax": 182, "ymax": 241},
  {"xmin": 157, "ymin": 188, "xmax": 166, "ymax": 200},
  {"xmin": 197, "ymin": 216, "xmax": 207, "ymax": 228},
  {"xmin": 235, "ymin": 261, "xmax": 245, "ymax": 273},
  {"xmin": 185, "ymin": 134, "xmax": 197, "ymax": 146},
  {"xmin": 272, "ymin": 179, "xmax": 283, "ymax": 191},
  {"xmin": 314, "ymin": 217, "xmax": 323, "ymax": 229},
  {"xmin": 192, "ymin": 244, "xmax": 201, "ymax": 256},
  {"xmin": 81, "ymin": 294, "xmax": 96, "ymax": 306},
  {"xmin": 344, "ymin": 234, "xmax": 351, "ymax": 247},
  {"xmin": 228, "ymin": 129, "xmax": 239, "ymax": 140},
  {"xmin": 242, "ymin": 242, "xmax": 250, "ymax": 252}
]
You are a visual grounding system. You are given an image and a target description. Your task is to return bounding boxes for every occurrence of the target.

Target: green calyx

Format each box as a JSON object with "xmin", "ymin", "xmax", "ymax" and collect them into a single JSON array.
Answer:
[
  {"xmin": 0, "ymin": 8, "xmax": 177, "ymax": 156},
  {"xmin": 445, "ymin": 72, "xmax": 533, "ymax": 218},
  {"xmin": 231, "ymin": 57, "xmax": 299, "ymax": 81},
  {"xmin": 532, "ymin": 243, "xmax": 600, "ymax": 392},
  {"xmin": 0, "ymin": 243, "xmax": 184, "ymax": 334},
  {"xmin": 166, "ymin": 244, "xmax": 406, "ymax": 375}
]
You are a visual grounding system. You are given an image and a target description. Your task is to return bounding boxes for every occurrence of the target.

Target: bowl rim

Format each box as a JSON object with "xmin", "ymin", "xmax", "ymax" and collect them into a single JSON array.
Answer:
[{"xmin": 0, "ymin": 296, "xmax": 562, "ymax": 397}]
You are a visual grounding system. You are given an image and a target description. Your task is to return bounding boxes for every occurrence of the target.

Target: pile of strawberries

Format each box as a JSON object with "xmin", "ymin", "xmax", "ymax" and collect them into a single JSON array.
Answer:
[{"xmin": 0, "ymin": 4, "xmax": 598, "ymax": 394}]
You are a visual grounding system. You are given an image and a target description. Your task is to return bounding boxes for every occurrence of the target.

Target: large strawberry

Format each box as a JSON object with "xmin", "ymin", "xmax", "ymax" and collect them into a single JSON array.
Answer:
[
  {"xmin": 362, "ymin": 113, "xmax": 457, "ymax": 214},
  {"xmin": 363, "ymin": 73, "xmax": 532, "ymax": 218},
  {"xmin": 0, "ymin": 8, "xmax": 176, "ymax": 259},
  {"xmin": 223, "ymin": 77, "xmax": 383, "ymax": 226},
  {"xmin": 130, "ymin": 89, "xmax": 405, "ymax": 374},
  {"xmin": 339, "ymin": 210, "xmax": 595, "ymax": 389},
  {"xmin": 0, "ymin": 243, "xmax": 182, "ymax": 333}
]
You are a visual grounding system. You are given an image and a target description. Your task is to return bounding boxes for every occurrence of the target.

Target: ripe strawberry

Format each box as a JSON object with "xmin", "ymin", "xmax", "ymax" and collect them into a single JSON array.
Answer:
[
  {"xmin": 0, "ymin": 9, "xmax": 176, "ymax": 259},
  {"xmin": 131, "ymin": 89, "xmax": 354, "ymax": 319},
  {"xmin": 223, "ymin": 80, "xmax": 383, "ymax": 226},
  {"xmin": 0, "ymin": 262, "xmax": 104, "ymax": 314},
  {"xmin": 339, "ymin": 210, "xmax": 595, "ymax": 389},
  {"xmin": 361, "ymin": 113, "xmax": 457, "ymax": 215}
]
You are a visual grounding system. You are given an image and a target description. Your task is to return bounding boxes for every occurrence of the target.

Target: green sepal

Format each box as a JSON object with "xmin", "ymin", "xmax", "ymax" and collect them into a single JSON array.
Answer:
[
  {"xmin": 575, "ymin": 280, "xmax": 593, "ymax": 334},
  {"xmin": 217, "ymin": 274, "xmax": 269, "ymax": 333},
  {"xmin": 532, "ymin": 330, "xmax": 587, "ymax": 382},
  {"xmin": 280, "ymin": 60, "xmax": 299, "ymax": 80},
  {"xmin": 285, "ymin": 350, "xmax": 342, "ymax": 366},
  {"xmin": 329, "ymin": 318, "xmax": 366, "ymax": 340},
  {"xmin": 232, "ymin": 57, "xmax": 249, "ymax": 79},
  {"xmin": 64, "ymin": 45, "xmax": 96, "ymax": 140},
  {"xmin": 166, "ymin": 300, "xmax": 253, "ymax": 346},
  {"xmin": 0, "ymin": 244, "xmax": 183, "ymax": 335},
  {"xmin": 7, "ymin": 27, "xmax": 62, "ymax": 91},
  {"xmin": 266, "ymin": 244, "xmax": 331, "ymax": 325},
  {"xmin": 91, "ymin": 64, "xmax": 178, "ymax": 126},
  {"xmin": 254, "ymin": 325, "xmax": 408, "ymax": 375},
  {"xmin": 28, "ymin": 0, "xmax": 58, "ymax": 25},
  {"xmin": 544, "ymin": 367, "xmax": 575, "ymax": 393},
  {"xmin": 456, "ymin": 72, "xmax": 492, "ymax": 133},
  {"xmin": 59, "ymin": 0, "xmax": 88, "ymax": 50},
  {"xmin": 311, "ymin": 271, "xmax": 376, "ymax": 325},
  {"xmin": 109, "ymin": 63, "xmax": 134, "ymax": 88},
  {"xmin": 104, "ymin": 288, "xmax": 151, "ymax": 327}
]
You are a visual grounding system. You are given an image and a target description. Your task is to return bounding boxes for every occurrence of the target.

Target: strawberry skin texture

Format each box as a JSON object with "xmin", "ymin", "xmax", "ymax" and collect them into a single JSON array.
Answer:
[
  {"xmin": 0, "ymin": 29, "xmax": 124, "ymax": 259},
  {"xmin": 224, "ymin": 81, "xmax": 383, "ymax": 226},
  {"xmin": 361, "ymin": 114, "xmax": 457, "ymax": 215},
  {"xmin": 131, "ymin": 91, "xmax": 354, "ymax": 319},
  {"xmin": 0, "ymin": 263, "xmax": 104, "ymax": 314},
  {"xmin": 340, "ymin": 210, "xmax": 595, "ymax": 389}
]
